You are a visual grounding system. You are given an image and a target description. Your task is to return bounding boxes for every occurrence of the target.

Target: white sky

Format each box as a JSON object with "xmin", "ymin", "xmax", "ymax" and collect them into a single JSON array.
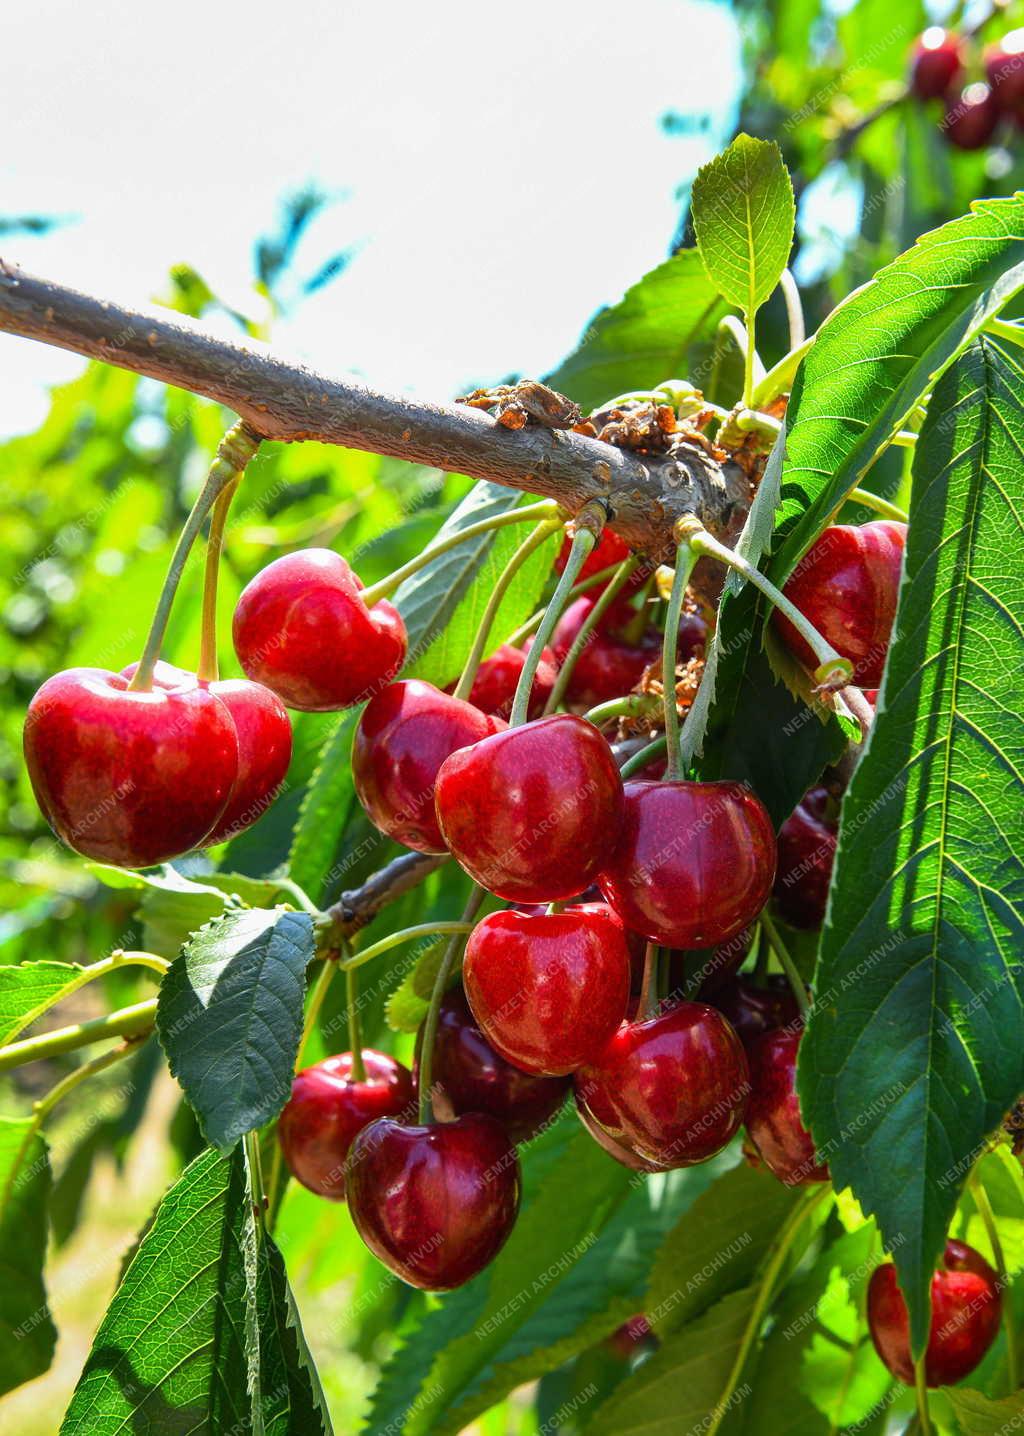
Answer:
[{"xmin": 1, "ymin": 0, "xmax": 740, "ymax": 435}]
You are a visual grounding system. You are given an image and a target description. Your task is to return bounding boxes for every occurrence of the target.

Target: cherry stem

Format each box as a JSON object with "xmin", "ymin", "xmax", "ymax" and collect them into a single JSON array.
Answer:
[
  {"xmin": 509, "ymin": 499, "xmax": 607, "ymax": 726},
  {"xmin": 417, "ymin": 886, "xmax": 486, "ymax": 1124},
  {"xmin": 621, "ymin": 568, "xmax": 657, "ymax": 645},
  {"xmin": 638, "ymin": 943, "xmax": 660, "ymax": 1020},
  {"xmin": 751, "ymin": 927, "xmax": 768, "ymax": 983},
  {"xmin": 128, "ymin": 421, "xmax": 260, "ymax": 692},
  {"xmin": 197, "ymin": 473, "xmax": 242, "ymax": 683},
  {"xmin": 359, "ymin": 499, "xmax": 563, "ymax": 606},
  {"xmin": 913, "ymin": 1357, "xmax": 932, "ymax": 1436},
  {"xmin": 679, "ymin": 518, "xmax": 853, "ymax": 690},
  {"xmin": 346, "ymin": 964, "xmax": 366, "ymax": 1083},
  {"xmin": 341, "ymin": 921, "xmax": 476, "ymax": 971},
  {"xmin": 542, "ymin": 554, "xmax": 643, "ymax": 716},
  {"xmin": 451, "ymin": 517, "xmax": 563, "ymax": 702},
  {"xmin": 968, "ymin": 1169, "xmax": 1018, "ymax": 1391},
  {"xmin": 505, "ymin": 560, "xmax": 625, "ymax": 645},
  {"xmin": 244, "ymin": 1130, "xmax": 268, "ymax": 1230},
  {"xmin": 662, "ymin": 543, "xmax": 699, "ymax": 780},
  {"xmin": 780, "ymin": 269, "xmax": 805, "ymax": 350},
  {"xmin": 846, "ymin": 487, "xmax": 909, "ymax": 523},
  {"xmin": 0, "ymin": 999, "xmax": 157, "ymax": 1073},
  {"xmin": 584, "ymin": 692, "xmax": 662, "ymax": 728},
  {"xmin": 296, "ymin": 958, "xmax": 338, "ymax": 1071},
  {"xmin": 618, "ymin": 733, "xmax": 667, "ymax": 779},
  {"xmin": 759, "ymin": 909, "xmax": 811, "ymax": 1015}
]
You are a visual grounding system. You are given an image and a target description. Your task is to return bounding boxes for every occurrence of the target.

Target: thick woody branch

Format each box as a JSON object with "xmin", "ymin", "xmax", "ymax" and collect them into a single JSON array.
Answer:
[
  {"xmin": 323, "ymin": 851, "xmax": 449, "ymax": 940},
  {"xmin": 0, "ymin": 260, "xmax": 750, "ymax": 561}
]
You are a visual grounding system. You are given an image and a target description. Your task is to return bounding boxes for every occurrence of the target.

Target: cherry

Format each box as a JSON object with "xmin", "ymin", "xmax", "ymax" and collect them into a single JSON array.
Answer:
[
  {"xmin": 23, "ymin": 667, "xmax": 237, "ymax": 867},
  {"xmin": 773, "ymin": 785, "xmax": 838, "ymax": 930},
  {"xmin": 945, "ymin": 84, "xmax": 1002, "ymax": 149},
  {"xmin": 120, "ymin": 661, "xmax": 292, "ymax": 847},
  {"xmin": 909, "ymin": 27, "xmax": 965, "ymax": 100},
  {"xmin": 232, "ymin": 548, "xmax": 407, "ymax": 711},
  {"xmin": 606, "ymin": 1314, "xmax": 657, "ymax": 1359},
  {"xmin": 277, "ymin": 1051, "xmax": 415, "ymax": 1200},
  {"xmin": 552, "ymin": 597, "xmax": 706, "ymax": 708},
  {"xmin": 868, "ymin": 1239, "xmax": 1002, "ymax": 1386},
  {"xmin": 352, "ymin": 679, "xmax": 502, "ymax": 853},
  {"xmin": 597, "ymin": 780, "xmax": 776, "ymax": 950},
  {"xmin": 986, "ymin": 30, "xmax": 1024, "ymax": 115},
  {"xmin": 555, "ymin": 527, "xmax": 633, "ymax": 584},
  {"xmin": 744, "ymin": 1027, "xmax": 829, "ymax": 1186},
  {"xmin": 574, "ymin": 1003, "xmax": 750, "ymax": 1169},
  {"xmin": 707, "ymin": 975, "xmax": 801, "ymax": 1049},
  {"xmin": 415, "ymin": 988, "xmax": 569, "ymax": 1142},
  {"xmin": 462, "ymin": 902, "xmax": 631, "ymax": 1075},
  {"xmin": 774, "ymin": 521, "xmax": 906, "ymax": 687},
  {"xmin": 345, "ymin": 1114, "xmax": 520, "ymax": 1290},
  {"xmin": 446, "ymin": 642, "xmax": 558, "ymax": 721},
  {"xmin": 434, "ymin": 714, "xmax": 624, "ymax": 902},
  {"xmin": 576, "ymin": 1098, "xmax": 665, "ymax": 1171}
]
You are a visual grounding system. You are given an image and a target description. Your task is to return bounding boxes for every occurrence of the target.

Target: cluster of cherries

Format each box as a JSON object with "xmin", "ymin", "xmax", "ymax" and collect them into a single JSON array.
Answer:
[{"xmin": 910, "ymin": 24, "xmax": 1024, "ymax": 150}]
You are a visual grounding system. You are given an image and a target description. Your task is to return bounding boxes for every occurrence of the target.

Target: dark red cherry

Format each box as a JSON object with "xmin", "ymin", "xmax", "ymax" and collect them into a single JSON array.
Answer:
[
  {"xmin": 277, "ymin": 1051, "xmax": 415, "ymax": 1200},
  {"xmin": 707, "ymin": 975, "xmax": 801, "ymax": 1049},
  {"xmin": 774, "ymin": 522, "xmax": 906, "ymax": 687},
  {"xmin": 576, "ymin": 1098, "xmax": 665, "ymax": 1171},
  {"xmin": 415, "ymin": 988, "xmax": 568, "ymax": 1142},
  {"xmin": 551, "ymin": 596, "xmax": 661, "ymax": 707},
  {"xmin": 606, "ymin": 1313, "xmax": 657, "ymax": 1359},
  {"xmin": 434, "ymin": 714, "xmax": 624, "ymax": 902},
  {"xmin": 910, "ymin": 27, "xmax": 965, "ymax": 100},
  {"xmin": 463, "ymin": 902, "xmax": 631, "ymax": 1075},
  {"xmin": 868, "ymin": 1239, "xmax": 1002, "ymax": 1386},
  {"xmin": 555, "ymin": 527, "xmax": 633, "ymax": 583},
  {"xmin": 446, "ymin": 642, "xmax": 558, "ymax": 722},
  {"xmin": 232, "ymin": 548, "xmax": 407, "ymax": 711},
  {"xmin": 346, "ymin": 1114, "xmax": 520, "ymax": 1290},
  {"xmin": 745, "ymin": 1027, "xmax": 829, "ymax": 1186},
  {"xmin": 598, "ymin": 780, "xmax": 776, "ymax": 950},
  {"xmin": 574, "ymin": 1003, "xmax": 750, "ymax": 1169},
  {"xmin": 23, "ymin": 667, "xmax": 237, "ymax": 867},
  {"xmin": 944, "ymin": 84, "xmax": 1001, "ymax": 149},
  {"xmin": 986, "ymin": 30, "xmax": 1024, "ymax": 114},
  {"xmin": 352, "ymin": 679, "xmax": 502, "ymax": 853},
  {"xmin": 773, "ymin": 786, "xmax": 838, "ymax": 929}
]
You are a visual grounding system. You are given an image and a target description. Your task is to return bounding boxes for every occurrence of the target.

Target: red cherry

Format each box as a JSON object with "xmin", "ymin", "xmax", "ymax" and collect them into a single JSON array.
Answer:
[
  {"xmin": 576, "ymin": 1097, "xmax": 665, "ymax": 1171},
  {"xmin": 415, "ymin": 988, "xmax": 569, "ymax": 1142},
  {"xmin": 23, "ymin": 668, "xmax": 237, "ymax": 867},
  {"xmin": 551, "ymin": 597, "xmax": 706, "ymax": 708},
  {"xmin": 555, "ymin": 527, "xmax": 633, "ymax": 582},
  {"xmin": 446, "ymin": 643, "xmax": 558, "ymax": 722},
  {"xmin": 277, "ymin": 1051, "xmax": 415, "ymax": 1200},
  {"xmin": 944, "ymin": 84, "xmax": 1002, "ymax": 149},
  {"xmin": 707, "ymin": 975, "xmax": 801, "ymax": 1049},
  {"xmin": 868, "ymin": 1239, "xmax": 1002, "ymax": 1386},
  {"xmin": 434, "ymin": 714, "xmax": 624, "ymax": 902},
  {"xmin": 774, "ymin": 522, "xmax": 906, "ymax": 687},
  {"xmin": 910, "ymin": 27, "xmax": 965, "ymax": 100},
  {"xmin": 352, "ymin": 679, "xmax": 502, "ymax": 854},
  {"xmin": 574, "ymin": 1003, "xmax": 750, "ymax": 1169},
  {"xmin": 462, "ymin": 902, "xmax": 631, "ymax": 1075},
  {"xmin": 232, "ymin": 549, "xmax": 407, "ymax": 711},
  {"xmin": 744, "ymin": 1027, "xmax": 829, "ymax": 1186},
  {"xmin": 773, "ymin": 786, "xmax": 838, "ymax": 930},
  {"xmin": 346, "ymin": 1114, "xmax": 521, "ymax": 1289},
  {"xmin": 606, "ymin": 1313, "xmax": 657, "ymax": 1359},
  {"xmin": 986, "ymin": 30, "xmax": 1024, "ymax": 114},
  {"xmin": 597, "ymin": 780, "xmax": 776, "ymax": 950}
]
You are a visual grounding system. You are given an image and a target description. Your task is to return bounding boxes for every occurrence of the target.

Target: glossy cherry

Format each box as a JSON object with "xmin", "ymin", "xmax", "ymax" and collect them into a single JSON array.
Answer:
[
  {"xmin": 774, "ymin": 521, "xmax": 906, "ymax": 687},
  {"xmin": 986, "ymin": 30, "xmax": 1024, "ymax": 115},
  {"xmin": 597, "ymin": 780, "xmax": 776, "ymax": 950},
  {"xmin": 868, "ymin": 1239, "xmax": 1002, "ymax": 1386},
  {"xmin": 415, "ymin": 988, "xmax": 569, "ymax": 1142},
  {"xmin": 576, "ymin": 1098, "xmax": 664, "ymax": 1171},
  {"xmin": 910, "ymin": 27, "xmax": 965, "ymax": 100},
  {"xmin": 575, "ymin": 1002, "xmax": 750, "ymax": 1169},
  {"xmin": 24, "ymin": 667, "xmax": 237, "ymax": 867},
  {"xmin": 707, "ymin": 975, "xmax": 801, "ymax": 1050},
  {"xmin": 463, "ymin": 902, "xmax": 631, "ymax": 1075},
  {"xmin": 232, "ymin": 548, "xmax": 407, "ymax": 711},
  {"xmin": 773, "ymin": 785, "xmax": 838, "ymax": 930},
  {"xmin": 434, "ymin": 714, "xmax": 624, "ymax": 902},
  {"xmin": 446, "ymin": 642, "xmax": 558, "ymax": 722},
  {"xmin": 945, "ymin": 84, "xmax": 1001, "ymax": 149},
  {"xmin": 277, "ymin": 1051, "xmax": 415, "ymax": 1200},
  {"xmin": 744, "ymin": 1027, "xmax": 829, "ymax": 1186},
  {"xmin": 352, "ymin": 679, "xmax": 502, "ymax": 853},
  {"xmin": 345, "ymin": 1114, "xmax": 521, "ymax": 1290}
]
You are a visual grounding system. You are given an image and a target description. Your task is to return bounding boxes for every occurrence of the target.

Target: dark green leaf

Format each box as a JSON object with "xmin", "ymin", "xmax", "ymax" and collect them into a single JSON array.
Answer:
[
  {"xmin": 157, "ymin": 908, "xmax": 314, "ymax": 1152},
  {"xmin": 799, "ymin": 338, "xmax": 1024, "ymax": 1353},
  {"xmin": 254, "ymin": 1222, "xmax": 335, "ymax": 1436},
  {"xmin": 0, "ymin": 1116, "xmax": 56, "ymax": 1396},
  {"xmin": 691, "ymin": 135, "xmax": 795, "ymax": 317}
]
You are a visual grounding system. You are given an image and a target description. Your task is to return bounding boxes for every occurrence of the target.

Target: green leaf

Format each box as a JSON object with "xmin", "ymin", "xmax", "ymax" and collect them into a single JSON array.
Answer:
[
  {"xmin": 546, "ymin": 250, "xmax": 731, "ymax": 411},
  {"xmin": 799, "ymin": 338, "xmax": 1024, "ymax": 1355},
  {"xmin": 691, "ymin": 134, "xmax": 795, "ymax": 317},
  {"xmin": 0, "ymin": 1116, "xmax": 56, "ymax": 1396},
  {"xmin": 157, "ymin": 908, "xmax": 314, "ymax": 1152},
  {"xmin": 253, "ymin": 1219, "xmax": 335, "ymax": 1435},
  {"xmin": 287, "ymin": 711, "xmax": 360, "ymax": 902},
  {"xmin": 948, "ymin": 1387, "xmax": 1024, "ymax": 1434},
  {"xmin": 0, "ymin": 960, "xmax": 92, "ymax": 1046}
]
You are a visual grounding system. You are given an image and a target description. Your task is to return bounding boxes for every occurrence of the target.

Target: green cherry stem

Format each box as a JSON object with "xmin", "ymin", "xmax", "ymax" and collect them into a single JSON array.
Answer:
[
  {"xmin": 913, "ymin": 1356, "xmax": 933, "ymax": 1436},
  {"xmin": 678, "ymin": 518, "xmax": 853, "ymax": 690},
  {"xmin": 197, "ymin": 472, "xmax": 242, "ymax": 683},
  {"xmin": 346, "ymin": 963, "xmax": 366, "ymax": 1082},
  {"xmin": 846, "ymin": 488, "xmax": 909, "ymax": 523},
  {"xmin": 638, "ymin": 943, "xmax": 660, "ymax": 1020},
  {"xmin": 418, "ymin": 887, "xmax": 486, "ymax": 1123},
  {"xmin": 128, "ymin": 421, "xmax": 261, "ymax": 692},
  {"xmin": 360, "ymin": 499, "xmax": 564, "ymax": 606},
  {"xmin": 619, "ymin": 733, "xmax": 667, "ymax": 779},
  {"xmin": 341, "ymin": 922, "xmax": 477, "ymax": 971},
  {"xmin": 509, "ymin": 500, "xmax": 608, "ymax": 727},
  {"xmin": 0, "ymin": 1000, "xmax": 158, "ymax": 1072},
  {"xmin": 662, "ymin": 543, "xmax": 699, "ymax": 780},
  {"xmin": 968, "ymin": 1168, "xmax": 1018, "ymax": 1391},
  {"xmin": 505, "ymin": 560, "xmax": 625, "ymax": 645},
  {"xmin": 244, "ymin": 1129, "xmax": 268, "ymax": 1230},
  {"xmin": 452, "ymin": 517, "xmax": 564, "ymax": 702},
  {"xmin": 542, "ymin": 554, "xmax": 643, "ymax": 716},
  {"xmin": 759, "ymin": 909, "xmax": 811, "ymax": 1015},
  {"xmin": 296, "ymin": 959, "xmax": 338, "ymax": 1071},
  {"xmin": 584, "ymin": 692, "xmax": 662, "ymax": 727}
]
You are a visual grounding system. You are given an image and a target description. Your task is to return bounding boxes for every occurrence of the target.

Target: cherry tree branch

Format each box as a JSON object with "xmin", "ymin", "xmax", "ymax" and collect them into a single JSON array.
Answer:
[{"xmin": 0, "ymin": 259, "xmax": 750, "ymax": 561}]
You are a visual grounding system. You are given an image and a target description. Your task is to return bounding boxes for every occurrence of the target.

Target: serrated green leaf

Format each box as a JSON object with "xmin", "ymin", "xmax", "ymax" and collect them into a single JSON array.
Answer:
[
  {"xmin": 0, "ymin": 1116, "xmax": 56, "ymax": 1396},
  {"xmin": 691, "ymin": 134, "xmax": 795, "ymax": 317},
  {"xmin": 0, "ymin": 960, "xmax": 93, "ymax": 1045},
  {"xmin": 384, "ymin": 936, "xmax": 447, "ymax": 1032},
  {"xmin": 253, "ymin": 1216, "xmax": 335, "ymax": 1436},
  {"xmin": 157, "ymin": 908, "xmax": 313, "ymax": 1152},
  {"xmin": 799, "ymin": 338, "xmax": 1024, "ymax": 1355},
  {"xmin": 947, "ymin": 1387, "xmax": 1024, "ymax": 1434}
]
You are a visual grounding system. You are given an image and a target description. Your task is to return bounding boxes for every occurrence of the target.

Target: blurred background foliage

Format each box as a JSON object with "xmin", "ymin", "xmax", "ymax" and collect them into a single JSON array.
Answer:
[{"xmin": 3, "ymin": 0, "xmax": 1024, "ymax": 1428}]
